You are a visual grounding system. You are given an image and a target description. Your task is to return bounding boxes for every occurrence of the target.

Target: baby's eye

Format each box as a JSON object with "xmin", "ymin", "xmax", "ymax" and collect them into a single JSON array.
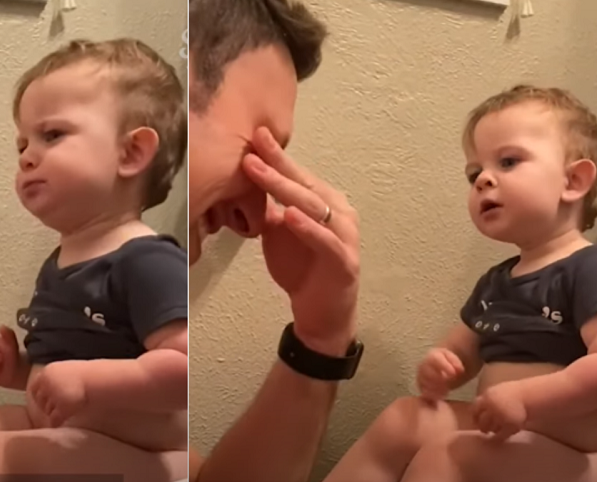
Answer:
[
  {"xmin": 499, "ymin": 157, "xmax": 519, "ymax": 169},
  {"xmin": 467, "ymin": 171, "xmax": 480, "ymax": 184},
  {"xmin": 43, "ymin": 129, "xmax": 64, "ymax": 143}
]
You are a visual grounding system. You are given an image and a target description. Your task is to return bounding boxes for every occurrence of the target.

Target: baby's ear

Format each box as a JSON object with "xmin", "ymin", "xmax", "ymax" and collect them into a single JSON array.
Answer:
[
  {"xmin": 562, "ymin": 159, "xmax": 596, "ymax": 204},
  {"xmin": 118, "ymin": 127, "xmax": 159, "ymax": 179}
]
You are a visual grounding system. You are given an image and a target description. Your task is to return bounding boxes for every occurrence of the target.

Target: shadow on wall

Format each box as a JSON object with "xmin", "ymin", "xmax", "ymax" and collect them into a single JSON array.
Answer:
[
  {"xmin": 0, "ymin": 2, "xmax": 44, "ymax": 17},
  {"xmin": 377, "ymin": 0, "xmax": 505, "ymax": 20}
]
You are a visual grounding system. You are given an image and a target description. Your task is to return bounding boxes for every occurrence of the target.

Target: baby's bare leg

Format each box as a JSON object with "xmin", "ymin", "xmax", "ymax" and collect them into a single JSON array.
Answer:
[
  {"xmin": 0, "ymin": 427, "xmax": 187, "ymax": 482},
  {"xmin": 323, "ymin": 396, "xmax": 476, "ymax": 482},
  {"xmin": 0, "ymin": 405, "xmax": 32, "ymax": 431},
  {"xmin": 402, "ymin": 430, "xmax": 597, "ymax": 482}
]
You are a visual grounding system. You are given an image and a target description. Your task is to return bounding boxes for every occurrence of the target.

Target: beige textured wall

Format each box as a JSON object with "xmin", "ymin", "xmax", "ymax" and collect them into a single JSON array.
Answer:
[
  {"xmin": 191, "ymin": 0, "xmax": 597, "ymax": 479},
  {"xmin": 0, "ymin": 1, "xmax": 187, "ymax": 405}
]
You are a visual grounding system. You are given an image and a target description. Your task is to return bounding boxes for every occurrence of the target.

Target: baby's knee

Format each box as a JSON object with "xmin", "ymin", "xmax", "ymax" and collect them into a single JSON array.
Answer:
[
  {"xmin": 418, "ymin": 432, "xmax": 485, "ymax": 477},
  {"xmin": 380, "ymin": 396, "xmax": 453, "ymax": 453}
]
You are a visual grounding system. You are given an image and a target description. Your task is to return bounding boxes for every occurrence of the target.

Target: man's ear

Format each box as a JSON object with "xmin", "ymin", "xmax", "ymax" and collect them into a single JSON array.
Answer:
[
  {"xmin": 118, "ymin": 127, "xmax": 160, "ymax": 179},
  {"xmin": 562, "ymin": 159, "xmax": 596, "ymax": 204}
]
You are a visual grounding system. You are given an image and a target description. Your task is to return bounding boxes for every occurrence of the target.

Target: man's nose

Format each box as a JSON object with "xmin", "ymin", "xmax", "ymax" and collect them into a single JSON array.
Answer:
[{"xmin": 226, "ymin": 190, "xmax": 267, "ymax": 238}]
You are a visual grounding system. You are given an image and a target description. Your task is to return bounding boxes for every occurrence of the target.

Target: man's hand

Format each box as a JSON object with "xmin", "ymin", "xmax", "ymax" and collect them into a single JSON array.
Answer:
[
  {"xmin": 243, "ymin": 127, "xmax": 360, "ymax": 356},
  {"xmin": 472, "ymin": 380, "xmax": 529, "ymax": 441},
  {"xmin": 30, "ymin": 360, "xmax": 88, "ymax": 427},
  {"xmin": 417, "ymin": 347, "xmax": 464, "ymax": 401}
]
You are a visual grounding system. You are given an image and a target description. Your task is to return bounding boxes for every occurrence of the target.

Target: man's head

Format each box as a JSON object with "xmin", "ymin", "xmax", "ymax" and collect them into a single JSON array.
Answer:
[
  {"xmin": 463, "ymin": 85, "xmax": 597, "ymax": 246},
  {"xmin": 14, "ymin": 38, "xmax": 187, "ymax": 232},
  {"xmin": 188, "ymin": 0, "xmax": 327, "ymax": 263}
]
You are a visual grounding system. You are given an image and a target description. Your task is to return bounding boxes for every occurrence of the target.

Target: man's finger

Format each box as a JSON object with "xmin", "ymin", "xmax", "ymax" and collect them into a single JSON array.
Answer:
[
  {"xmin": 251, "ymin": 127, "xmax": 319, "ymax": 191},
  {"xmin": 284, "ymin": 207, "xmax": 353, "ymax": 276},
  {"xmin": 244, "ymin": 154, "xmax": 328, "ymax": 225}
]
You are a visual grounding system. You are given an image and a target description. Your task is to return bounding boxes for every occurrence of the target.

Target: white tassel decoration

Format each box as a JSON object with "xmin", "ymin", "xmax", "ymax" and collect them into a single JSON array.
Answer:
[
  {"xmin": 511, "ymin": 0, "xmax": 534, "ymax": 26},
  {"xmin": 62, "ymin": 0, "xmax": 77, "ymax": 11},
  {"xmin": 521, "ymin": 0, "xmax": 534, "ymax": 18}
]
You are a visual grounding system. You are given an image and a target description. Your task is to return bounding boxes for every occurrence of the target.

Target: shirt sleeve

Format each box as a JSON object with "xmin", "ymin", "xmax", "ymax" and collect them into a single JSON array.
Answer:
[
  {"xmin": 571, "ymin": 246, "xmax": 597, "ymax": 329},
  {"xmin": 460, "ymin": 272, "xmax": 490, "ymax": 327},
  {"xmin": 112, "ymin": 236, "xmax": 188, "ymax": 343}
]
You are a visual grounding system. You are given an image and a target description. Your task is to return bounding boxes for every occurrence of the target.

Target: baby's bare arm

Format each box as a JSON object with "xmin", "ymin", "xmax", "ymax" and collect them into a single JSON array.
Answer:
[
  {"xmin": 437, "ymin": 323, "xmax": 483, "ymax": 390},
  {"xmin": 520, "ymin": 317, "xmax": 597, "ymax": 420},
  {"xmin": 82, "ymin": 320, "xmax": 187, "ymax": 413}
]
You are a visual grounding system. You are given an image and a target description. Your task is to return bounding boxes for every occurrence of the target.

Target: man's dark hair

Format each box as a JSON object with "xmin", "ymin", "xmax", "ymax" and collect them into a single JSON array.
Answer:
[{"xmin": 189, "ymin": 0, "xmax": 328, "ymax": 113}]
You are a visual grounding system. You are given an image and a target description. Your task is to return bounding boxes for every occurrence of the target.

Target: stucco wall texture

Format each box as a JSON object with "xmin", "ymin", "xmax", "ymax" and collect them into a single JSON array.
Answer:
[
  {"xmin": 0, "ymin": 1, "xmax": 187, "ymax": 405},
  {"xmin": 192, "ymin": 0, "xmax": 597, "ymax": 478}
]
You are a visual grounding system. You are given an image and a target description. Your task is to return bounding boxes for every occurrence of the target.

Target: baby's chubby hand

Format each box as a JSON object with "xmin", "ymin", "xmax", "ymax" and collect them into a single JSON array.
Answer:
[
  {"xmin": 472, "ymin": 380, "xmax": 528, "ymax": 442},
  {"xmin": 416, "ymin": 347, "xmax": 464, "ymax": 401},
  {"xmin": 30, "ymin": 360, "xmax": 89, "ymax": 427}
]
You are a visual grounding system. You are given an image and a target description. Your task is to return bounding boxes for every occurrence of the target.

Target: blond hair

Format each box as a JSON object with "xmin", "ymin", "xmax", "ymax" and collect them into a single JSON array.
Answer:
[
  {"xmin": 13, "ymin": 38, "xmax": 187, "ymax": 210},
  {"xmin": 463, "ymin": 84, "xmax": 597, "ymax": 231}
]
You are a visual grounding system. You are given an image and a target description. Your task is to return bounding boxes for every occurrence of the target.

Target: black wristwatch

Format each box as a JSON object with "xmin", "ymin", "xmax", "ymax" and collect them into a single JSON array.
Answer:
[{"xmin": 277, "ymin": 322, "xmax": 364, "ymax": 381}]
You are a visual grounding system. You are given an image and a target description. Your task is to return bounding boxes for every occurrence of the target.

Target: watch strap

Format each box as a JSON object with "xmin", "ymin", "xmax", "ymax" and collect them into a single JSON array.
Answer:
[{"xmin": 277, "ymin": 322, "xmax": 364, "ymax": 381}]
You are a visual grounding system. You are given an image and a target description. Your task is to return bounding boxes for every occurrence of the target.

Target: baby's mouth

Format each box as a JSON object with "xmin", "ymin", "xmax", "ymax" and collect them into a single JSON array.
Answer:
[{"xmin": 480, "ymin": 200, "xmax": 502, "ymax": 214}]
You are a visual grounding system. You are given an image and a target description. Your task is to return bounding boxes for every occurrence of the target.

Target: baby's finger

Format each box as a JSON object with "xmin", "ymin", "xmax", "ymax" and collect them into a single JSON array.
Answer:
[
  {"xmin": 492, "ymin": 424, "xmax": 518, "ymax": 443},
  {"xmin": 419, "ymin": 378, "xmax": 448, "ymax": 399},
  {"xmin": 426, "ymin": 353, "xmax": 455, "ymax": 376},
  {"xmin": 418, "ymin": 364, "xmax": 439, "ymax": 382},
  {"xmin": 49, "ymin": 407, "xmax": 63, "ymax": 428},
  {"xmin": 443, "ymin": 351, "xmax": 465, "ymax": 374},
  {"xmin": 476, "ymin": 411, "xmax": 494, "ymax": 434},
  {"xmin": 472, "ymin": 399, "xmax": 484, "ymax": 424}
]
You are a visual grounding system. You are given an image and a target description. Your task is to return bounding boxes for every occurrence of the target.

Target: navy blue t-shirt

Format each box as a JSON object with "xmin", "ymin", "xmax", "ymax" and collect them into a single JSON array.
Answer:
[
  {"xmin": 460, "ymin": 245, "xmax": 597, "ymax": 366},
  {"xmin": 17, "ymin": 235, "xmax": 187, "ymax": 364}
]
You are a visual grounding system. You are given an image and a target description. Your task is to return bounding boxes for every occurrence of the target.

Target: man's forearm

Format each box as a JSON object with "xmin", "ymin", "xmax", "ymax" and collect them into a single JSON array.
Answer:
[
  {"xmin": 521, "ymin": 354, "xmax": 597, "ymax": 420},
  {"xmin": 82, "ymin": 348, "xmax": 187, "ymax": 412},
  {"xmin": 198, "ymin": 359, "xmax": 338, "ymax": 482}
]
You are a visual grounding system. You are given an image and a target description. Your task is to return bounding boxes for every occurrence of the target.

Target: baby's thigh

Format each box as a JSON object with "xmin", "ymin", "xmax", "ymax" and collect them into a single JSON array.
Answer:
[
  {"xmin": 0, "ymin": 427, "xmax": 187, "ymax": 481},
  {"xmin": 361, "ymin": 396, "xmax": 477, "ymax": 459},
  {"xmin": 423, "ymin": 430, "xmax": 597, "ymax": 482},
  {"xmin": 323, "ymin": 397, "xmax": 476, "ymax": 482},
  {"xmin": 385, "ymin": 396, "xmax": 476, "ymax": 448},
  {"xmin": 527, "ymin": 412, "xmax": 597, "ymax": 453}
]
